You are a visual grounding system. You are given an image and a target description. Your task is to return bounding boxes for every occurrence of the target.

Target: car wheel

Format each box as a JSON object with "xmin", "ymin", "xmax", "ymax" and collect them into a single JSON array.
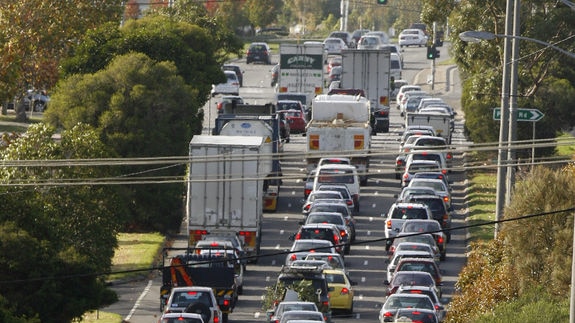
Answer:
[
  {"xmin": 346, "ymin": 303, "xmax": 354, "ymax": 316},
  {"xmin": 238, "ymin": 285, "xmax": 243, "ymax": 295}
]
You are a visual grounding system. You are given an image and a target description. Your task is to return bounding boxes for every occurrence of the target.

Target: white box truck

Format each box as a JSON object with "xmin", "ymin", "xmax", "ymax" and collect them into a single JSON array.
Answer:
[
  {"xmin": 340, "ymin": 49, "xmax": 392, "ymax": 134},
  {"xmin": 188, "ymin": 135, "xmax": 266, "ymax": 263},
  {"xmin": 306, "ymin": 94, "xmax": 372, "ymax": 185},
  {"xmin": 405, "ymin": 112, "xmax": 453, "ymax": 144},
  {"xmin": 277, "ymin": 43, "xmax": 326, "ymax": 97}
]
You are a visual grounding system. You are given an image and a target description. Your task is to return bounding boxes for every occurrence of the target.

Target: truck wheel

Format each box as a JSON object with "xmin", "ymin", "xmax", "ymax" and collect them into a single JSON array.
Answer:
[{"xmin": 185, "ymin": 303, "xmax": 211, "ymax": 322}]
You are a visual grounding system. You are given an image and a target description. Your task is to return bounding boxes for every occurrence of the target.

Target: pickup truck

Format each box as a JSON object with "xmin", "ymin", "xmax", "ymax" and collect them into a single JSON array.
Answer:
[{"xmin": 382, "ymin": 202, "xmax": 433, "ymax": 251}]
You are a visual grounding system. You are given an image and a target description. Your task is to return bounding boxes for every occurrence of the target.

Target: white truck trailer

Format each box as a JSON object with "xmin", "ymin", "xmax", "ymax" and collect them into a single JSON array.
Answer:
[
  {"xmin": 277, "ymin": 43, "xmax": 326, "ymax": 97},
  {"xmin": 340, "ymin": 49, "xmax": 392, "ymax": 134},
  {"xmin": 187, "ymin": 135, "xmax": 266, "ymax": 263},
  {"xmin": 405, "ymin": 112, "xmax": 453, "ymax": 144},
  {"xmin": 306, "ymin": 94, "xmax": 372, "ymax": 185}
]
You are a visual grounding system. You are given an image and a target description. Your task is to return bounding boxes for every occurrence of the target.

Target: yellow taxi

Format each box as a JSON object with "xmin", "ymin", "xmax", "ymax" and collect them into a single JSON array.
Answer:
[{"xmin": 323, "ymin": 269, "xmax": 356, "ymax": 315}]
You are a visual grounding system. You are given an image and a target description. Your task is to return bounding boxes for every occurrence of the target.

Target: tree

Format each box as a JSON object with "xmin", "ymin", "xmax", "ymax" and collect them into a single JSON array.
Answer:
[
  {"xmin": 46, "ymin": 52, "xmax": 202, "ymax": 231},
  {"xmin": 0, "ymin": 1, "xmax": 123, "ymax": 119},
  {"xmin": 0, "ymin": 123, "xmax": 121, "ymax": 322}
]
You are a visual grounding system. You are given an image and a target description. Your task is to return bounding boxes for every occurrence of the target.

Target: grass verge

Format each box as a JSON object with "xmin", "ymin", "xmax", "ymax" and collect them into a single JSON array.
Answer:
[{"xmin": 108, "ymin": 232, "xmax": 165, "ymax": 282}]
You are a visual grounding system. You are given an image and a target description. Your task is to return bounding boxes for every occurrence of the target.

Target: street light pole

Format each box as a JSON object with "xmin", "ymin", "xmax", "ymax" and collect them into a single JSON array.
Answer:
[{"xmin": 506, "ymin": 0, "xmax": 521, "ymax": 206}]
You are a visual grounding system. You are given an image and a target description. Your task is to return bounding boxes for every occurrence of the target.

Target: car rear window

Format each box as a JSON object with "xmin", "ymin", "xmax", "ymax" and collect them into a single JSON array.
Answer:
[
  {"xmin": 391, "ymin": 273, "xmax": 434, "ymax": 286},
  {"xmin": 391, "ymin": 207, "xmax": 428, "ymax": 219},
  {"xmin": 299, "ymin": 228, "xmax": 335, "ymax": 241},
  {"xmin": 325, "ymin": 272, "xmax": 346, "ymax": 284},
  {"xmin": 170, "ymin": 291, "xmax": 213, "ymax": 308},
  {"xmin": 307, "ymin": 214, "xmax": 344, "ymax": 225},
  {"xmin": 317, "ymin": 169, "xmax": 355, "ymax": 184}
]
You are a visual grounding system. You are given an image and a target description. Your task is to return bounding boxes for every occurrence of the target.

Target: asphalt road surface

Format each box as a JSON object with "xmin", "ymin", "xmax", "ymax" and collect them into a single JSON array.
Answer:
[{"xmin": 104, "ymin": 42, "xmax": 469, "ymax": 323}]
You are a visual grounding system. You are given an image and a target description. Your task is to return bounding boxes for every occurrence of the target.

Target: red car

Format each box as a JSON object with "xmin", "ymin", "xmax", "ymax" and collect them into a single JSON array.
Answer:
[{"xmin": 278, "ymin": 109, "xmax": 307, "ymax": 134}]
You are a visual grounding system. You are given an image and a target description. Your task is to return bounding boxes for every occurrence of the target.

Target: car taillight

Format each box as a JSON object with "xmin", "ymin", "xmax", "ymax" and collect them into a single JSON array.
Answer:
[
  {"xmin": 340, "ymin": 230, "xmax": 347, "ymax": 237},
  {"xmin": 305, "ymin": 188, "xmax": 312, "ymax": 196},
  {"xmin": 346, "ymin": 200, "xmax": 352, "ymax": 206},
  {"xmin": 341, "ymin": 287, "xmax": 349, "ymax": 295},
  {"xmin": 437, "ymin": 236, "xmax": 444, "ymax": 244},
  {"xmin": 435, "ymin": 304, "xmax": 440, "ymax": 310},
  {"xmin": 295, "ymin": 233, "xmax": 301, "ymax": 240},
  {"xmin": 396, "ymin": 159, "xmax": 405, "ymax": 166},
  {"xmin": 383, "ymin": 311, "xmax": 394, "ymax": 317},
  {"xmin": 290, "ymin": 254, "xmax": 297, "ymax": 260},
  {"xmin": 213, "ymin": 311, "xmax": 220, "ymax": 323},
  {"xmin": 304, "ymin": 205, "xmax": 310, "ymax": 211},
  {"xmin": 443, "ymin": 196, "xmax": 449, "ymax": 204},
  {"xmin": 386, "ymin": 219, "xmax": 392, "ymax": 229},
  {"xmin": 441, "ymin": 169, "xmax": 447, "ymax": 174},
  {"xmin": 446, "ymin": 152, "xmax": 453, "ymax": 160}
]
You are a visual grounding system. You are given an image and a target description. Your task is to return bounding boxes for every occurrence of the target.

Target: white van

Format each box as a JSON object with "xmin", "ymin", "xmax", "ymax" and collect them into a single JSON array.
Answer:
[
  {"xmin": 313, "ymin": 164, "xmax": 360, "ymax": 208},
  {"xmin": 390, "ymin": 53, "xmax": 403, "ymax": 81}
]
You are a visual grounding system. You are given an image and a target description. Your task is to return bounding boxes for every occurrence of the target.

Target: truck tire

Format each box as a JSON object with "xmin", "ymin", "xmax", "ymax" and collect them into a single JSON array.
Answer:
[{"xmin": 185, "ymin": 303, "xmax": 211, "ymax": 322}]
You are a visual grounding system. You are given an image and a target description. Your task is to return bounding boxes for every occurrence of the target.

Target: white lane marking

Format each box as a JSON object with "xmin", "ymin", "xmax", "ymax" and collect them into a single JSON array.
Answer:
[
  {"xmin": 124, "ymin": 279, "xmax": 153, "ymax": 322},
  {"xmin": 364, "ymin": 260, "xmax": 369, "ymax": 266}
]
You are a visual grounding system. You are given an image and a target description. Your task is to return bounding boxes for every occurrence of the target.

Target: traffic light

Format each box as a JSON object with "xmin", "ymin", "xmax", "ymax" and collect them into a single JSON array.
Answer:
[
  {"xmin": 427, "ymin": 45, "xmax": 436, "ymax": 59},
  {"xmin": 377, "ymin": 0, "xmax": 388, "ymax": 4}
]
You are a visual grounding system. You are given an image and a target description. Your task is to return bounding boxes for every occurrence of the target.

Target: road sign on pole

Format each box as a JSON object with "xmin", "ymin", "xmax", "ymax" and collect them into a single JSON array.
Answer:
[{"xmin": 493, "ymin": 108, "xmax": 544, "ymax": 122}]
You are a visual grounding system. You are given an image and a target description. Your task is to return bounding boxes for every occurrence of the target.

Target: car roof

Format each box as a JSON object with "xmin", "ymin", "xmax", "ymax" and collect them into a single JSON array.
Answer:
[{"xmin": 393, "ymin": 202, "xmax": 430, "ymax": 209}]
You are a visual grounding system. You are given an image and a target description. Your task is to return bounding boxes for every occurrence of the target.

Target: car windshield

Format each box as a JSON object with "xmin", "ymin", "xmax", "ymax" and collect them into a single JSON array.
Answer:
[
  {"xmin": 384, "ymin": 295, "xmax": 434, "ymax": 310},
  {"xmin": 410, "ymin": 180, "xmax": 447, "ymax": 192},
  {"xmin": 293, "ymin": 241, "xmax": 332, "ymax": 251},
  {"xmin": 391, "ymin": 207, "xmax": 429, "ymax": 219},
  {"xmin": 299, "ymin": 228, "xmax": 335, "ymax": 240},
  {"xmin": 309, "ymin": 204, "xmax": 349, "ymax": 216},
  {"xmin": 278, "ymin": 102, "xmax": 302, "ymax": 110},
  {"xmin": 391, "ymin": 273, "xmax": 435, "ymax": 287},
  {"xmin": 394, "ymin": 234, "xmax": 436, "ymax": 247}
]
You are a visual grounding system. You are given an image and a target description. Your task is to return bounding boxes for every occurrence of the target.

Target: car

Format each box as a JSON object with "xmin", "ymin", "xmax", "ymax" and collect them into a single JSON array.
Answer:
[
  {"xmin": 398, "ymin": 126, "xmax": 436, "ymax": 147},
  {"xmin": 275, "ymin": 265, "xmax": 331, "ymax": 322},
  {"xmin": 389, "ymin": 233, "xmax": 440, "ymax": 260},
  {"xmin": 222, "ymin": 64, "xmax": 243, "ymax": 87},
  {"xmin": 391, "ymin": 79, "xmax": 408, "ymax": 100},
  {"xmin": 305, "ymin": 199, "xmax": 354, "ymax": 227},
  {"xmin": 396, "ymin": 85, "xmax": 423, "ymax": 105},
  {"xmin": 23, "ymin": 89, "xmax": 50, "ymax": 112},
  {"xmin": 407, "ymin": 178, "xmax": 452, "ymax": 209},
  {"xmin": 351, "ymin": 29, "xmax": 371, "ymax": 44},
  {"xmin": 365, "ymin": 31, "xmax": 390, "ymax": 45},
  {"xmin": 357, "ymin": 35, "xmax": 384, "ymax": 50},
  {"xmin": 392, "ymin": 308, "xmax": 439, "ymax": 323},
  {"xmin": 383, "ymin": 202, "xmax": 433, "ymax": 250},
  {"xmin": 400, "ymin": 219, "xmax": 448, "ymax": 260},
  {"xmin": 327, "ymin": 65, "xmax": 342, "ymax": 86},
  {"xmin": 302, "ymin": 212, "xmax": 352, "ymax": 254},
  {"xmin": 313, "ymin": 164, "xmax": 361, "ymax": 210},
  {"xmin": 323, "ymin": 37, "xmax": 347, "ymax": 55},
  {"xmin": 416, "ymin": 97, "xmax": 447, "ymax": 112},
  {"xmin": 328, "ymin": 31, "xmax": 355, "ymax": 48},
  {"xmin": 378, "ymin": 292, "xmax": 436, "ymax": 322},
  {"xmin": 401, "ymin": 159, "xmax": 442, "ymax": 188},
  {"xmin": 394, "ymin": 186, "xmax": 439, "ymax": 203},
  {"xmin": 158, "ymin": 312, "xmax": 205, "ymax": 323},
  {"xmin": 396, "ymin": 285, "xmax": 447, "ymax": 321},
  {"xmin": 404, "ymin": 151, "xmax": 448, "ymax": 177},
  {"xmin": 323, "ymin": 268, "xmax": 356, "ymax": 314},
  {"xmin": 211, "ymin": 71, "xmax": 240, "ymax": 97},
  {"xmin": 387, "ymin": 249, "xmax": 436, "ymax": 283},
  {"xmin": 271, "ymin": 64, "xmax": 280, "ymax": 87},
  {"xmin": 246, "ymin": 42, "xmax": 272, "ymax": 64},
  {"xmin": 326, "ymin": 55, "xmax": 342, "ymax": 74},
  {"xmin": 395, "ymin": 257, "xmax": 442, "ymax": 287},
  {"xmin": 285, "ymin": 239, "xmax": 336, "ymax": 266},
  {"xmin": 279, "ymin": 109, "xmax": 307, "ymax": 134},
  {"xmin": 191, "ymin": 247, "xmax": 246, "ymax": 293},
  {"xmin": 419, "ymin": 106, "xmax": 456, "ymax": 131},
  {"xmin": 382, "ymin": 44, "xmax": 404, "ymax": 68},
  {"xmin": 290, "ymin": 259, "xmax": 333, "ymax": 270},
  {"xmin": 216, "ymin": 95, "xmax": 244, "ymax": 114},
  {"xmin": 398, "ymin": 29, "xmax": 428, "ymax": 47},
  {"xmin": 290, "ymin": 223, "xmax": 345, "ymax": 256},
  {"xmin": 383, "ymin": 270, "xmax": 439, "ymax": 296},
  {"xmin": 305, "ymin": 253, "xmax": 346, "ymax": 271},
  {"xmin": 315, "ymin": 183, "xmax": 355, "ymax": 217},
  {"xmin": 411, "ymin": 172, "xmax": 450, "ymax": 190},
  {"xmin": 198, "ymin": 233, "xmax": 246, "ymax": 262},
  {"xmin": 400, "ymin": 91, "xmax": 432, "ymax": 116},
  {"xmin": 390, "ymin": 53, "xmax": 403, "ymax": 80},
  {"xmin": 267, "ymin": 301, "xmax": 319, "ymax": 323},
  {"xmin": 279, "ymin": 310, "xmax": 326, "ymax": 323},
  {"xmin": 402, "ymin": 135, "xmax": 452, "ymax": 169},
  {"xmin": 163, "ymin": 286, "xmax": 223, "ymax": 323},
  {"xmin": 277, "ymin": 100, "xmax": 306, "ymax": 116},
  {"xmin": 301, "ymin": 191, "xmax": 344, "ymax": 214},
  {"xmin": 276, "ymin": 92, "xmax": 313, "ymax": 118},
  {"xmin": 392, "ymin": 242, "xmax": 440, "ymax": 264}
]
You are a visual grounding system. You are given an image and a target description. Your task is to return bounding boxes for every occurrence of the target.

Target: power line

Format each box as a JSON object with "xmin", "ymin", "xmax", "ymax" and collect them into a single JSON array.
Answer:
[{"xmin": 0, "ymin": 207, "xmax": 573, "ymax": 285}]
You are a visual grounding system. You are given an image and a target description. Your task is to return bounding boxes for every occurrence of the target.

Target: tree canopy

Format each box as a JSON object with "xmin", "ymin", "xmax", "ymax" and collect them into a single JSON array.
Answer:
[{"xmin": 0, "ymin": 123, "xmax": 120, "ymax": 322}]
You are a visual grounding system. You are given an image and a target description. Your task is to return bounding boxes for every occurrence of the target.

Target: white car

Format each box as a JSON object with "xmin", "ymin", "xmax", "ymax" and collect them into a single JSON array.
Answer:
[
  {"xmin": 211, "ymin": 70, "xmax": 240, "ymax": 97},
  {"xmin": 323, "ymin": 37, "xmax": 347, "ymax": 55},
  {"xmin": 396, "ymin": 85, "xmax": 422, "ymax": 105},
  {"xmin": 398, "ymin": 29, "xmax": 428, "ymax": 47},
  {"xmin": 357, "ymin": 35, "xmax": 384, "ymax": 50},
  {"xmin": 164, "ymin": 286, "xmax": 222, "ymax": 323},
  {"xmin": 158, "ymin": 312, "xmax": 205, "ymax": 323}
]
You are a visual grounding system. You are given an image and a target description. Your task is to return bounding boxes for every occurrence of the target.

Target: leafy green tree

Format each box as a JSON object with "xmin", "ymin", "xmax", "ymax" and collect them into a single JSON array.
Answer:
[
  {"xmin": 47, "ymin": 52, "xmax": 202, "ymax": 231},
  {"xmin": 449, "ymin": 0, "xmax": 575, "ymax": 146},
  {"xmin": 0, "ymin": 123, "xmax": 120, "ymax": 322},
  {"xmin": 244, "ymin": 0, "xmax": 281, "ymax": 29}
]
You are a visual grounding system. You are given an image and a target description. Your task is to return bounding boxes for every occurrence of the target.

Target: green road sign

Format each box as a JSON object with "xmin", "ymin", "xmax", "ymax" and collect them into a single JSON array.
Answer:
[{"xmin": 493, "ymin": 108, "xmax": 544, "ymax": 122}]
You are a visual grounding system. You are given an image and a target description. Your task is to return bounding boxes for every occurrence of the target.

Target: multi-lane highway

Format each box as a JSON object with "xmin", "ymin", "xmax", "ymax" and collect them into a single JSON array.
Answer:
[{"xmin": 105, "ymin": 43, "xmax": 468, "ymax": 323}]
